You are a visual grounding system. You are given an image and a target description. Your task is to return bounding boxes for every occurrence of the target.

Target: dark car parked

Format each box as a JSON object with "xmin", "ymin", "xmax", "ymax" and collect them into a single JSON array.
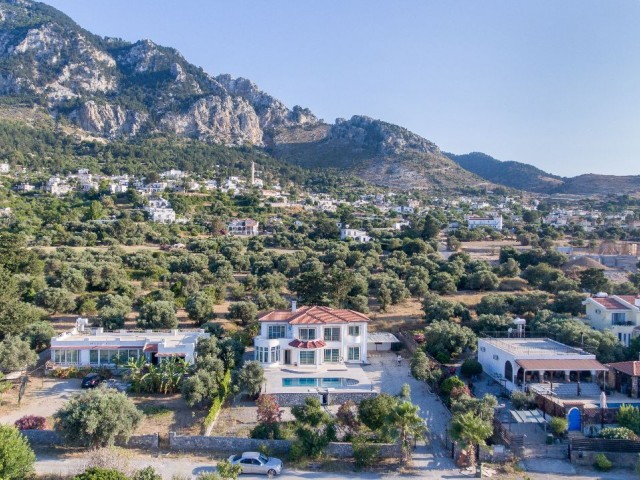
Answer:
[{"xmin": 81, "ymin": 373, "xmax": 104, "ymax": 388}]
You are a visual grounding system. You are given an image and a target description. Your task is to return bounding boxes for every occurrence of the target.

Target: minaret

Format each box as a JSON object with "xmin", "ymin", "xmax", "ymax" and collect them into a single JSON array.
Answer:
[{"xmin": 250, "ymin": 161, "xmax": 255, "ymax": 186}]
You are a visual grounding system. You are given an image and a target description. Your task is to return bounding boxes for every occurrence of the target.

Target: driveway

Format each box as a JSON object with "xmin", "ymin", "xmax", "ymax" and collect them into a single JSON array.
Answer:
[
  {"xmin": 363, "ymin": 352, "xmax": 455, "ymax": 470},
  {"xmin": 0, "ymin": 378, "xmax": 81, "ymax": 425}
]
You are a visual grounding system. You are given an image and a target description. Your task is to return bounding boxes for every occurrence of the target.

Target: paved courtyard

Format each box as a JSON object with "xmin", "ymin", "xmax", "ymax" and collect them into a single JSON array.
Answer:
[{"xmin": 363, "ymin": 352, "xmax": 455, "ymax": 468}]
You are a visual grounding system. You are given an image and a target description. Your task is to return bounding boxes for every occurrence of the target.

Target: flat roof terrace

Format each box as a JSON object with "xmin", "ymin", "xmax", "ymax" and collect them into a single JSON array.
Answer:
[{"xmin": 480, "ymin": 337, "xmax": 590, "ymax": 357}]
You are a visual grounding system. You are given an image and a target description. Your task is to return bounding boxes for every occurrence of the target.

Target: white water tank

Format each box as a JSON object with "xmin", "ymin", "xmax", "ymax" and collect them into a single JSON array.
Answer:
[{"xmin": 595, "ymin": 292, "xmax": 609, "ymax": 298}]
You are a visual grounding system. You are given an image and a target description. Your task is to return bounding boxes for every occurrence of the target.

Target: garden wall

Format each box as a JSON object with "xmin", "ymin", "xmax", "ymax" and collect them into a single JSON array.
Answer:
[
  {"xmin": 571, "ymin": 450, "xmax": 639, "ymax": 469},
  {"xmin": 268, "ymin": 391, "xmax": 377, "ymax": 406},
  {"xmin": 168, "ymin": 433, "xmax": 399, "ymax": 458},
  {"xmin": 21, "ymin": 430, "xmax": 159, "ymax": 449}
]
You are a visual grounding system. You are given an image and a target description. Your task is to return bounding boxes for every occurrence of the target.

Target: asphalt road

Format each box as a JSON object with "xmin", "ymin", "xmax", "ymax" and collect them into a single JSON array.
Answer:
[{"xmin": 35, "ymin": 452, "xmax": 634, "ymax": 480}]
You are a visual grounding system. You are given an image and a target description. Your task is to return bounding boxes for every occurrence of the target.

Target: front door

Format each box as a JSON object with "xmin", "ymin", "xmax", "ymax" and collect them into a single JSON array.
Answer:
[{"xmin": 284, "ymin": 350, "xmax": 291, "ymax": 365}]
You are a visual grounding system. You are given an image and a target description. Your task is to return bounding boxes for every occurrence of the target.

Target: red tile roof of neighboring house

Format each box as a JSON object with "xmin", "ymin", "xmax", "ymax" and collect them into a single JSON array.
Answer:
[
  {"xmin": 617, "ymin": 296, "xmax": 640, "ymax": 306},
  {"xmin": 591, "ymin": 297, "xmax": 631, "ymax": 310},
  {"xmin": 259, "ymin": 306, "xmax": 371, "ymax": 325},
  {"xmin": 608, "ymin": 361, "xmax": 640, "ymax": 377},
  {"xmin": 288, "ymin": 339, "xmax": 327, "ymax": 349}
]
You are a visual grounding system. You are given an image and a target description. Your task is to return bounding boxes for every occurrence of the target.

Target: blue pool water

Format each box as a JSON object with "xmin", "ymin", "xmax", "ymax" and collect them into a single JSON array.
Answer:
[{"xmin": 282, "ymin": 377, "xmax": 359, "ymax": 388}]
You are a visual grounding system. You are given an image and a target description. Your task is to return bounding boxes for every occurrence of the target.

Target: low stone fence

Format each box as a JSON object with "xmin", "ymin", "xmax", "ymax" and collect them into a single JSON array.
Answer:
[
  {"xmin": 571, "ymin": 450, "xmax": 639, "ymax": 468},
  {"xmin": 21, "ymin": 430, "xmax": 159, "ymax": 449},
  {"xmin": 169, "ymin": 433, "xmax": 291, "ymax": 454},
  {"xmin": 268, "ymin": 391, "xmax": 377, "ymax": 407},
  {"xmin": 325, "ymin": 441, "xmax": 400, "ymax": 458},
  {"xmin": 168, "ymin": 433, "xmax": 399, "ymax": 458}
]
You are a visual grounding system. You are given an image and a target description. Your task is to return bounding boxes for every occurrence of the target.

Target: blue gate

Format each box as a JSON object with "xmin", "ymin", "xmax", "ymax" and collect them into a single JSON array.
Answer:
[{"xmin": 567, "ymin": 408, "xmax": 581, "ymax": 431}]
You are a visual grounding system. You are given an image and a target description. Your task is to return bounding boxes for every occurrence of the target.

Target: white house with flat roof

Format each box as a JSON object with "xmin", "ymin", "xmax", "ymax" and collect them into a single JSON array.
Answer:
[
  {"xmin": 254, "ymin": 304, "xmax": 370, "ymax": 368},
  {"xmin": 478, "ymin": 336, "xmax": 606, "ymax": 393},
  {"xmin": 583, "ymin": 293, "xmax": 640, "ymax": 347},
  {"xmin": 49, "ymin": 323, "xmax": 208, "ymax": 368},
  {"xmin": 467, "ymin": 215, "xmax": 503, "ymax": 230}
]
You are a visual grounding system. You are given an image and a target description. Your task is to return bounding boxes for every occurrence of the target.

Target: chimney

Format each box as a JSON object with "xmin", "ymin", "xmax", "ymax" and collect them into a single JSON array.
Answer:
[{"xmin": 291, "ymin": 301, "xmax": 297, "ymax": 313}]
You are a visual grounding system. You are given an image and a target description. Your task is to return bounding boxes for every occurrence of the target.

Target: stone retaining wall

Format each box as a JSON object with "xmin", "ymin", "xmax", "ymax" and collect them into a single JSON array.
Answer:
[
  {"xmin": 21, "ymin": 430, "xmax": 158, "ymax": 449},
  {"xmin": 169, "ymin": 432, "xmax": 291, "ymax": 454},
  {"xmin": 168, "ymin": 433, "xmax": 399, "ymax": 458},
  {"xmin": 268, "ymin": 391, "xmax": 377, "ymax": 406},
  {"xmin": 571, "ymin": 450, "xmax": 639, "ymax": 468}
]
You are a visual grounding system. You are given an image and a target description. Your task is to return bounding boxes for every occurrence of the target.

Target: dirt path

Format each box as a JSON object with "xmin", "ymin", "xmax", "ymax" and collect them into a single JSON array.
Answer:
[{"xmin": 0, "ymin": 378, "xmax": 81, "ymax": 425}]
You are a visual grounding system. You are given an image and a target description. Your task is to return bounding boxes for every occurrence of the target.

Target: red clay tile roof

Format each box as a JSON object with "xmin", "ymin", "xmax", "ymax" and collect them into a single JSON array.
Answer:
[
  {"xmin": 609, "ymin": 361, "xmax": 640, "ymax": 376},
  {"xmin": 617, "ymin": 296, "xmax": 640, "ymax": 306},
  {"xmin": 592, "ymin": 297, "xmax": 631, "ymax": 310},
  {"xmin": 288, "ymin": 339, "xmax": 327, "ymax": 349},
  {"xmin": 259, "ymin": 306, "xmax": 370, "ymax": 325}
]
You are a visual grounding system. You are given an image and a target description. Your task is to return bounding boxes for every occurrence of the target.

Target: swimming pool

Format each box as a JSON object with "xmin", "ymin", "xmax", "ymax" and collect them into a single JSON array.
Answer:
[{"xmin": 282, "ymin": 377, "xmax": 359, "ymax": 388}]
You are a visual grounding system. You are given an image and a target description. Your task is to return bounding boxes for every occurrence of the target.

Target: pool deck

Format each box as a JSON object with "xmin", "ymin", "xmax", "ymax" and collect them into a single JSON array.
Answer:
[{"xmin": 262, "ymin": 363, "xmax": 376, "ymax": 395}]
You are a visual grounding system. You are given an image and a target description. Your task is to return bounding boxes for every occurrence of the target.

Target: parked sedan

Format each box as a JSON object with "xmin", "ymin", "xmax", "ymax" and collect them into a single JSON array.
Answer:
[
  {"xmin": 228, "ymin": 452, "xmax": 283, "ymax": 476},
  {"xmin": 81, "ymin": 373, "xmax": 104, "ymax": 389}
]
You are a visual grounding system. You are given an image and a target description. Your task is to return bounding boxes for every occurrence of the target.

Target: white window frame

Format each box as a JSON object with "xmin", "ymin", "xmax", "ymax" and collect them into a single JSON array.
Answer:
[
  {"xmin": 324, "ymin": 327, "xmax": 341, "ymax": 342},
  {"xmin": 324, "ymin": 348, "xmax": 340, "ymax": 363},
  {"xmin": 348, "ymin": 325, "xmax": 360, "ymax": 337},
  {"xmin": 299, "ymin": 328, "xmax": 317, "ymax": 341},
  {"xmin": 299, "ymin": 351, "xmax": 316, "ymax": 365},
  {"xmin": 268, "ymin": 325, "xmax": 286, "ymax": 339},
  {"xmin": 348, "ymin": 346, "xmax": 360, "ymax": 361}
]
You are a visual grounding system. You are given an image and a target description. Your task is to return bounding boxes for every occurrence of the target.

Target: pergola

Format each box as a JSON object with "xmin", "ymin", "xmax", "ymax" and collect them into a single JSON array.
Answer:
[{"xmin": 517, "ymin": 358, "xmax": 608, "ymax": 394}]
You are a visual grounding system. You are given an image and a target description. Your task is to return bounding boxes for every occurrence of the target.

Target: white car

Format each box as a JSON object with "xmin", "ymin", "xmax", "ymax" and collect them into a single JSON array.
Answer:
[{"xmin": 228, "ymin": 452, "xmax": 283, "ymax": 476}]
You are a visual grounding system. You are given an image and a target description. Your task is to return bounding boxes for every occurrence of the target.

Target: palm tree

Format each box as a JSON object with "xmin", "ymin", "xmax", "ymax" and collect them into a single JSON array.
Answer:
[
  {"xmin": 450, "ymin": 411, "xmax": 493, "ymax": 467},
  {"xmin": 386, "ymin": 401, "xmax": 428, "ymax": 464}
]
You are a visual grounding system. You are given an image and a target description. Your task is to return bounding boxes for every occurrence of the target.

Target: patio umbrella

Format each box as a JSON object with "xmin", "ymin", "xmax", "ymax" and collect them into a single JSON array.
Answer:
[{"xmin": 600, "ymin": 390, "xmax": 608, "ymax": 409}]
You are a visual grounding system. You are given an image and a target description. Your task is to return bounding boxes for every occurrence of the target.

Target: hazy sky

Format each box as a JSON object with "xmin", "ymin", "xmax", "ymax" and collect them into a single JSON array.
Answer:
[{"xmin": 42, "ymin": 0, "xmax": 640, "ymax": 177}]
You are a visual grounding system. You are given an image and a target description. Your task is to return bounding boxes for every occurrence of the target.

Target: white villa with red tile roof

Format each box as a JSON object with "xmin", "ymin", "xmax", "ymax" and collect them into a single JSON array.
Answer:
[
  {"xmin": 583, "ymin": 293, "xmax": 640, "ymax": 346},
  {"xmin": 254, "ymin": 304, "xmax": 370, "ymax": 368}
]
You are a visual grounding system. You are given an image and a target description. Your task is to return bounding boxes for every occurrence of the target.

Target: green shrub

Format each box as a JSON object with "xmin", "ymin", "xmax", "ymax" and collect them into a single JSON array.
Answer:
[
  {"xmin": 73, "ymin": 468, "xmax": 129, "ymax": 480},
  {"xmin": 617, "ymin": 404, "xmax": 640, "ymax": 435},
  {"xmin": 600, "ymin": 427, "xmax": 637, "ymax": 440},
  {"xmin": 352, "ymin": 435, "xmax": 380, "ymax": 469},
  {"xmin": 0, "ymin": 425, "xmax": 36, "ymax": 480},
  {"xmin": 548, "ymin": 417, "xmax": 567, "ymax": 437},
  {"xmin": 132, "ymin": 466, "xmax": 162, "ymax": 480},
  {"xmin": 593, "ymin": 453, "xmax": 613, "ymax": 471},
  {"xmin": 440, "ymin": 376, "xmax": 465, "ymax": 396},
  {"xmin": 460, "ymin": 359, "xmax": 483, "ymax": 378},
  {"xmin": 203, "ymin": 369, "xmax": 231, "ymax": 429},
  {"xmin": 510, "ymin": 391, "xmax": 536, "ymax": 410}
]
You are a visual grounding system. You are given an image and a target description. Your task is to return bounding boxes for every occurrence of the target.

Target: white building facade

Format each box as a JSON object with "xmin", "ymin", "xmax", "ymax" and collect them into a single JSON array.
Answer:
[
  {"xmin": 254, "ymin": 305, "xmax": 370, "ymax": 368},
  {"xmin": 478, "ymin": 337, "xmax": 604, "ymax": 392},
  {"xmin": 49, "ymin": 326, "xmax": 208, "ymax": 368},
  {"xmin": 467, "ymin": 215, "xmax": 503, "ymax": 230},
  {"xmin": 583, "ymin": 293, "xmax": 640, "ymax": 347}
]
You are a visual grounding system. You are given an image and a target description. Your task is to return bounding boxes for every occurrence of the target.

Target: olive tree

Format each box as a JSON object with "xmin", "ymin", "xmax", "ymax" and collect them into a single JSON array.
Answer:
[
  {"xmin": 137, "ymin": 301, "xmax": 178, "ymax": 329},
  {"xmin": 0, "ymin": 336, "xmax": 38, "ymax": 372},
  {"xmin": 0, "ymin": 425, "xmax": 36, "ymax": 480},
  {"xmin": 236, "ymin": 361, "xmax": 265, "ymax": 398},
  {"xmin": 54, "ymin": 387, "xmax": 143, "ymax": 447}
]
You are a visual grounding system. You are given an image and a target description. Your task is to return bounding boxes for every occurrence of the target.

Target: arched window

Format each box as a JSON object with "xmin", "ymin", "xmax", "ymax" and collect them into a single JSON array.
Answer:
[{"xmin": 504, "ymin": 360, "xmax": 513, "ymax": 382}]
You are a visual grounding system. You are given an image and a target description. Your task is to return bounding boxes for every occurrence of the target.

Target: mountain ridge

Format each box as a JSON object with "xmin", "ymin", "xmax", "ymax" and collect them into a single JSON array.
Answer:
[{"xmin": 0, "ymin": 0, "xmax": 637, "ymax": 195}]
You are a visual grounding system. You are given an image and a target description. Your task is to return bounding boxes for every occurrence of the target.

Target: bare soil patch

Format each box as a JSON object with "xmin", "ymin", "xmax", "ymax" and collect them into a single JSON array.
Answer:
[{"xmin": 131, "ymin": 394, "xmax": 205, "ymax": 436}]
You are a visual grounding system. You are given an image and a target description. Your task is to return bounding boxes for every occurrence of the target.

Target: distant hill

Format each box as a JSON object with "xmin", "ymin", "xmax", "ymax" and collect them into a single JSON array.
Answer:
[
  {"xmin": 444, "ymin": 152, "xmax": 564, "ymax": 193},
  {"xmin": 446, "ymin": 151, "xmax": 640, "ymax": 195}
]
